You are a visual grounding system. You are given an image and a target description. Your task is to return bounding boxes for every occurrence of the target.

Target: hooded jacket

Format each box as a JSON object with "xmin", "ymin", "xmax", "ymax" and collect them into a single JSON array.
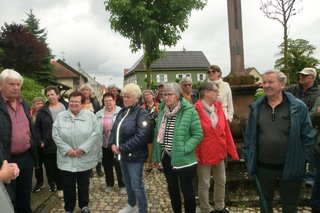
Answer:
[
  {"xmin": 152, "ymin": 98, "xmax": 203, "ymax": 169},
  {"xmin": 243, "ymin": 92, "xmax": 314, "ymax": 180},
  {"xmin": 109, "ymin": 103, "xmax": 150, "ymax": 162},
  {"xmin": 195, "ymin": 100, "xmax": 239, "ymax": 165}
]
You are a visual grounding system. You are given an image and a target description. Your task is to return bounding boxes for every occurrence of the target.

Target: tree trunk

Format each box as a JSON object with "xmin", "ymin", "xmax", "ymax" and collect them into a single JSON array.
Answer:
[
  {"xmin": 146, "ymin": 61, "xmax": 151, "ymax": 89},
  {"xmin": 283, "ymin": 25, "xmax": 290, "ymax": 85}
]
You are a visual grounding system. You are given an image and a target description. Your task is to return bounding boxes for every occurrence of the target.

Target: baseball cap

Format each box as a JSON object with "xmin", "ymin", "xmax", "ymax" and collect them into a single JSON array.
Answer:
[{"xmin": 299, "ymin": 68, "xmax": 317, "ymax": 77}]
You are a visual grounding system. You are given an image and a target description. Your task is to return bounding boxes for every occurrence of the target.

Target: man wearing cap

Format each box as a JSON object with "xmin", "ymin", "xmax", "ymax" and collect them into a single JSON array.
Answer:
[
  {"xmin": 155, "ymin": 82, "xmax": 165, "ymax": 103},
  {"xmin": 285, "ymin": 67, "xmax": 320, "ymax": 111},
  {"xmin": 285, "ymin": 67, "xmax": 320, "ymax": 187}
]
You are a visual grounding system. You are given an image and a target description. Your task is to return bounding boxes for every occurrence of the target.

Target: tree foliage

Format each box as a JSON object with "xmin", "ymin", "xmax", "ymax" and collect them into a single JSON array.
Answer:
[
  {"xmin": 260, "ymin": 0, "xmax": 302, "ymax": 84},
  {"xmin": 105, "ymin": 0, "xmax": 207, "ymax": 88},
  {"xmin": 22, "ymin": 9, "xmax": 56, "ymax": 85},
  {"xmin": 0, "ymin": 10, "xmax": 55, "ymax": 86},
  {"xmin": 0, "ymin": 23, "xmax": 48, "ymax": 74},
  {"xmin": 21, "ymin": 76, "xmax": 45, "ymax": 106},
  {"xmin": 275, "ymin": 38, "xmax": 319, "ymax": 84}
]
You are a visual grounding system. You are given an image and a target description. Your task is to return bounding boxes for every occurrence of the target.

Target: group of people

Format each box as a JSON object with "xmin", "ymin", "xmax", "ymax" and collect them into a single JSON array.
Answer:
[{"xmin": 0, "ymin": 65, "xmax": 320, "ymax": 213}]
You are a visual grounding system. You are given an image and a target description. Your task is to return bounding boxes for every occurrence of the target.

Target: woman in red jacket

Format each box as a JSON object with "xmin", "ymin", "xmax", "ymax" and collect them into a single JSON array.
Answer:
[{"xmin": 195, "ymin": 82, "xmax": 239, "ymax": 213}]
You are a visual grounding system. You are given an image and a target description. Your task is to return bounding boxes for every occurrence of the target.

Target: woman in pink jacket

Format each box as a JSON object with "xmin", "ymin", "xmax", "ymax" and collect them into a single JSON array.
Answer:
[{"xmin": 195, "ymin": 81, "xmax": 239, "ymax": 213}]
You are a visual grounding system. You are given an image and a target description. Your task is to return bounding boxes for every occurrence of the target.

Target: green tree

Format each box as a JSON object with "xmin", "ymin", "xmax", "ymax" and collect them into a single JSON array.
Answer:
[
  {"xmin": 23, "ymin": 9, "xmax": 56, "ymax": 85},
  {"xmin": 260, "ymin": 0, "xmax": 302, "ymax": 85},
  {"xmin": 0, "ymin": 23, "xmax": 48, "ymax": 76},
  {"xmin": 275, "ymin": 38, "xmax": 319, "ymax": 84},
  {"xmin": 21, "ymin": 76, "xmax": 45, "ymax": 106},
  {"xmin": 105, "ymin": 0, "xmax": 207, "ymax": 89}
]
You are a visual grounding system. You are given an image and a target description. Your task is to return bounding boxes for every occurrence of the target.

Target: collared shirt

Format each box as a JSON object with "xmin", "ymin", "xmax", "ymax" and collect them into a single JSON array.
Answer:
[{"xmin": 1, "ymin": 94, "xmax": 31, "ymax": 155}]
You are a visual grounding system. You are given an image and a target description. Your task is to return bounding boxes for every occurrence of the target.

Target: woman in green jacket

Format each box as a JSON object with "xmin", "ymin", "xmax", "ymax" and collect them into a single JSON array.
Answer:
[{"xmin": 152, "ymin": 82, "xmax": 203, "ymax": 213}]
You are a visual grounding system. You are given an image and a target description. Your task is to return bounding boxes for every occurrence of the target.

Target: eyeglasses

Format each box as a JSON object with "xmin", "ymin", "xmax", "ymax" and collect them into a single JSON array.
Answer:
[
  {"xmin": 207, "ymin": 70, "xmax": 219, "ymax": 74},
  {"xmin": 183, "ymin": 83, "xmax": 192, "ymax": 87},
  {"xmin": 69, "ymin": 100, "xmax": 82, "ymax": 104},
  {"xmin": 164, "ymin": 93, "xmax": 175, "ymax": 97},
  {"xmin": 209, "ymin": 88, "xmax": 219, "ymax": 92}
]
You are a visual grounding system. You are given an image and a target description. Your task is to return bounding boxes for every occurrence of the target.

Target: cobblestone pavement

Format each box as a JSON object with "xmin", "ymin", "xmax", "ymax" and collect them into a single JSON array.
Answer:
[{"xmin": 33, "ymin": 168, "xmax": 312, "ymax": 213}]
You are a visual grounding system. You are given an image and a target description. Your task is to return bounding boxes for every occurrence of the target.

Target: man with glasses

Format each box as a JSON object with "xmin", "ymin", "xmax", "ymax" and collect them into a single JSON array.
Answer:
[
  {"xmin": 180, "ymin": 76, "xmax": 199, "ymax": 105},
  {"xmin": 207, "ymin": 65, "xmax": 234, "ymax": 123},
  {"xmin": 285, "ymin": 67, "xmax": 320, "ymax": 187}
]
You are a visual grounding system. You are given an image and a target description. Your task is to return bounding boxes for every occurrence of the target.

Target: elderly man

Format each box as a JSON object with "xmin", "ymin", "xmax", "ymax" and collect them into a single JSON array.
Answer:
[
  {"xmin": 0, "ymin": 69, "xmax": 35, "ymax": 213},
  {"xmin": 244, "ymin": 70, "xmax": 314, "ymax": 213},
  {"xmin": 285, "ymin": 67, "xmax": 320, "ymax": 187}
]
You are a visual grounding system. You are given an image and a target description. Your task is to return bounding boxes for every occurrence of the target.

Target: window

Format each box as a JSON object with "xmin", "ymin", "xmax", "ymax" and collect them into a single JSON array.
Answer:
[
  {"xmin": 197, "ymin": 73, "xmax": 206, "ymax": 82},
  {"xmin": 176, "ymin": 73, "xmax": 192, "ymax": 81},
  {"xmin": 156, "ymin": 74, "xmax": 168, "ymax": 83}
]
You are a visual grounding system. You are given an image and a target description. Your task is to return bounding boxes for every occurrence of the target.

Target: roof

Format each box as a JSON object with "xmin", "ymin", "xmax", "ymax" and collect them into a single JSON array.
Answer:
[
  {"xmin": 51, "ymin": 59, "xmax": 88, "ymax": 81},
  {"xmin": 126, "ymin": 51, "xmax": 210, "ymax": 76}
]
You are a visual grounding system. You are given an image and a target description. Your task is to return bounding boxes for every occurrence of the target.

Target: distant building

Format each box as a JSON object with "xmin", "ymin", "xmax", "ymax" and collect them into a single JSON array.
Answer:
[
  {"xmin": 124, "ymin": 51, "xmax": 210, "ymax": 89},
  {"xmin": 245, "ymin": 67, "xmax": 262, "ymax": 82}
]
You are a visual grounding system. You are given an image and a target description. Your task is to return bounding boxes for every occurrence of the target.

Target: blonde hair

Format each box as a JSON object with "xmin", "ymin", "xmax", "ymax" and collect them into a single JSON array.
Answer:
[{"xmin": 122, "ymin": 83, "xmax": 141, "ymax": 99}]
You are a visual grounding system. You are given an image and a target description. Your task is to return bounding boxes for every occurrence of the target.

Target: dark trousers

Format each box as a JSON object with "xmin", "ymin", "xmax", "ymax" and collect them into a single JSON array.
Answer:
[
  {"xmin": 102, "ymin": 148, "xmax": 124, "ymax": 188},
  {"xmin": 61, "ymin": 170, "xmax": 91, "ymax": 212},
  {"xmin": 311, "ymin": 151, "xmax": 320, "ymax": 212},
  {"xmin": 6, "ymin": 150, "xmax": 33, "ymax": 213},
  {"xmin": 34, "ymin": 146, "xmax": 48, "ymax": 184},
  {"xmin": 257, "ymin": 167, "xmax": 302, "ymax": 213},
  {"xmin": 45, "ymin": 153, "xmax": 63, "ymax": 190},
  {"xmin": 162, "ymin": 152, "xmax": 196, "ymax": 213}
]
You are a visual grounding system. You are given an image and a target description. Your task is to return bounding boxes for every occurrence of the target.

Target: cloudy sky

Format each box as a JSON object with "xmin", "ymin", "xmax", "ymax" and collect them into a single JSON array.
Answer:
[{"xmin": 0, "ymin": 0, "xmax": 319, "ymax": 87}]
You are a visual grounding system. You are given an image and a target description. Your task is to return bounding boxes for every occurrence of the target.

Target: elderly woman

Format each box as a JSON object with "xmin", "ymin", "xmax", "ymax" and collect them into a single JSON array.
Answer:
[
  {"xmin": 52, "ymin": 91, "xmax": 100, "ymax": 213},
  {"xmin": 152, "ymin": 82, "xmax": 203, "ymax": 213},
  {"xmin": 96, "ymin": 92, "xmax": 125, "ymax": 194},
  {"xmin": 141, "ymin": 90, "xmax": 162, "ymax": 173},
  {"xmin": 180, "ymin": 76, "xmax": 199, "ymax": 105},
  {"xmin": 80, "ymin": 83, "xmax": 103, "ymax": 177},
  {"xmin": 109, "ymin": 83, "xmax": 150, "ymax": 213},
  {"xmin": 195, "ymin": 82, "xmax": 239, "ymax": 213},
  {"xmin": 207, "ymin": 65, "xmax": 234, "ymax": 122}
]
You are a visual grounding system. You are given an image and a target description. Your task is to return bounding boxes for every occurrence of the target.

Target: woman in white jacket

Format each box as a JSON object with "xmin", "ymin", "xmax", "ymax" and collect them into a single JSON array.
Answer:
[
  {"xmin": 52, "ymin": 91, "xmax": 100, "ymax": 213},
  {"xmin": 96, "ymin": 92, "xmax": 125, "ymax": 194},
  {"xmin": 207, "ymin": 65, "xmax": 234, "ymax": 122}
]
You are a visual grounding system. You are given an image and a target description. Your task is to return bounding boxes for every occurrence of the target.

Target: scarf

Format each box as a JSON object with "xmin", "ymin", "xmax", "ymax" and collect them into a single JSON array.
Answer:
[
  {"xmin": 157, "ymin": 101, "xmax": 182, "ymax": 144},
  {"xmin": 201, "ymin": 100, "xmax": 218, "ymax": 128}
]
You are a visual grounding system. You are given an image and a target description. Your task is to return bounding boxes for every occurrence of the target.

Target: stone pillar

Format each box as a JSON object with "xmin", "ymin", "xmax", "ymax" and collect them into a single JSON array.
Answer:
[{"xmin": 227, "ymin": 0, "xmax": 245, "ymax": 76}]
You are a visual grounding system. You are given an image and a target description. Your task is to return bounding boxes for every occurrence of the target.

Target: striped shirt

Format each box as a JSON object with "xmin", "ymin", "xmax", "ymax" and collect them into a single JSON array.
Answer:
[{"xmin": 162, "ymin": 115, "xmax": 176, "ymax": 156}]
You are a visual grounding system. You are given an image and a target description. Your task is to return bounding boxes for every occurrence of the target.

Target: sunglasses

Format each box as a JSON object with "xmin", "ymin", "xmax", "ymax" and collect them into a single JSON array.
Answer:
[
  {"xmin": 207, "ymin": 70, "xmax": 219, "ymax": 74},
  {"xmin": 183, "ymin": 83, "xmax": 192, "ymax": 87}
]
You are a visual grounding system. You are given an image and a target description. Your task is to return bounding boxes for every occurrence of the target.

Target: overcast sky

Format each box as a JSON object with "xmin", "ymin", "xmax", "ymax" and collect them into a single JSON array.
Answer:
[{"xmin": 0, "ymin": 0, "xmax": 319, "ymax": 87}]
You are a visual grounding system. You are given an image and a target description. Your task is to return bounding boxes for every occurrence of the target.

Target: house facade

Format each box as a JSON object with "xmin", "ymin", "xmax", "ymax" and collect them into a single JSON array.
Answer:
[{"xmin": 124, "ymin": 51, "xmax": 210, "ymax": 89}]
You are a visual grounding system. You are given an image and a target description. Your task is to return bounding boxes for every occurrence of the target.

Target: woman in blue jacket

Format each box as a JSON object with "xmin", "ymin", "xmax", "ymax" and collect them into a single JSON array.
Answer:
[{"xmin": 109, "ymin": 83, "xmax": 150, "ymax": 213}]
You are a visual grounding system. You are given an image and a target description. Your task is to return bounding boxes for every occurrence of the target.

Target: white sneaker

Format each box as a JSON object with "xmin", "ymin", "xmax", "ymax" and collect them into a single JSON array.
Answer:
[
  {"xmin": 119, "ymin": 187, "xmax": 127, "ymax": 194},
  {"xmin": 105, "ymin": 186, "xmax": 114, "ymax": 193},
  {"xmin": 118, "ymin": 204, "xmax": 138, "ymax": 213},
  {"xmin": 57, "ymin": 190, "xmax": 64, "ymax": 198}
]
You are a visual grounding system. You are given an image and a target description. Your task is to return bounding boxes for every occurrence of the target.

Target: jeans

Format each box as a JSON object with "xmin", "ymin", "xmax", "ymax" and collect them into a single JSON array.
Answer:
[
  {"xmin": 102, "ymin": 148, "xmax": 124, "ymax": 188},
  {"xmin": 120, "ymin": 159, "xmax": 148, "ymax": 213},
  {"xmin": 311, "ymin": 151, "xmax": 320, "ymax": 212},
  {"xmin": 7, "ymin": 150, "xmax": 33, "ymax": 213},
  {"xmin": 61, "ymin": 170, "xmax": 91, "ymax": 212},
  {"xmin": 162, "ymin": 152, "xmax": 196, "ymax": 213},
  {"xmin": 257, "ymin": 167, "xmax": 302, "ymax": 213},
  {"xmin": 197, "ymin": 161, "xmax": 226, "ymax": 213}
]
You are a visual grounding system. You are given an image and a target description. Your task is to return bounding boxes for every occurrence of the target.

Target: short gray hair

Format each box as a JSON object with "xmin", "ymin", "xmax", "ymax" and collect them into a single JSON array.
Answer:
[
  {"xmin": 164, "ymin": 82, "xmax": 182, "ymax": 99},
  {"xmin": 198, "ymin": 81, "xmax": 218, "ymax": 99},
  {"xmin": 263, "ymin": 70, "xmax": 287, "ymax": 84},
  {"xmin": 0, "ymin": 69, "xmax": 24, "ymax": 86},
  {"xmin": 122, "ymin": 83, "xmax": 142, "ymax": 99},
  {"xmin": 180, "ymin": 76, "xmax": 192, "ymax": 85}
]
